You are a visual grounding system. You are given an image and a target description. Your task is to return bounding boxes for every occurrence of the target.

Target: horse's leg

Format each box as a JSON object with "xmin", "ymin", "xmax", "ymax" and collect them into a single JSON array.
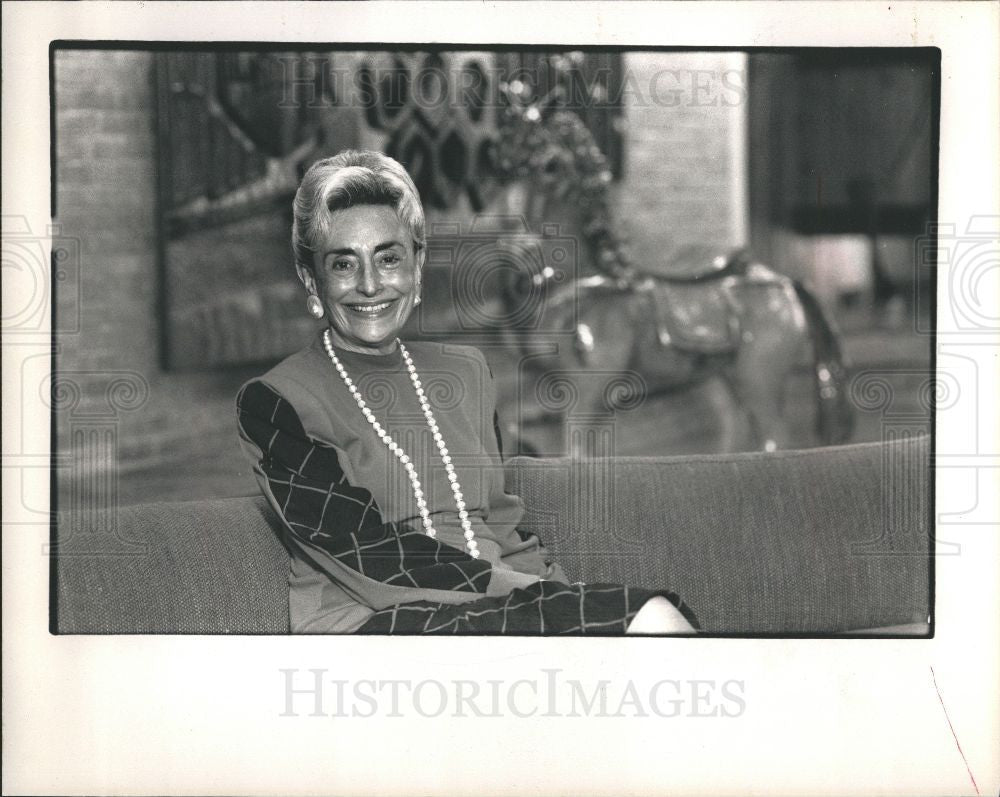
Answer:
[
  {"xmin": 708, "ymin": 370, "xmax": 750, "ymax": 453},
  {"xmin": 563, "ymin": 296, "xmax": 635, "ymax": 458},
  {"xmin": 721, "ymin": 365, "xmax": 787, "ymax": 451},
  {"xmin": 564, "ymin": 325, "xmax": 617, "ymax": 459},
  {"xmin": 727, "ymin": 279, "xmax": 808, "ymax": 451}
]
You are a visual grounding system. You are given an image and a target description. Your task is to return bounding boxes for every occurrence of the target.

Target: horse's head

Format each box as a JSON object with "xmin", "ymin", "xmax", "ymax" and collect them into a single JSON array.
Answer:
[
  {"xmin": 495, "ymin": 82, "xmax": 592, "ymax": 321},
  {"xmin": 496, "ymin": 75, "xmax": 635, "ymax": 288},
  {"xmin": 496, "ymin": 80, "xmax": 573, "ymax": 192}
]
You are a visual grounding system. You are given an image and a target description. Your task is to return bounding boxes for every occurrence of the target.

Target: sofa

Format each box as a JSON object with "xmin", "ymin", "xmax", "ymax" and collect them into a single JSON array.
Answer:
[{"xmin": 53, "ymin": 434, "xmax": 931, "ymax": 634}]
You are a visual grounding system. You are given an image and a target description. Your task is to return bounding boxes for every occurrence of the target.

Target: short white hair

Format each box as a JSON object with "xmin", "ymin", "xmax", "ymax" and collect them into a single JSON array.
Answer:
[{"xmin": 292, "ymin": 149, "xmax": 426, "ymax": 272}]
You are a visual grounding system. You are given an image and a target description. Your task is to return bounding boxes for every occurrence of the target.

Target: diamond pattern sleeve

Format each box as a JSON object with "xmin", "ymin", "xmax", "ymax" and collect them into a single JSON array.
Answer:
[{"xmin": 236, "ymin": 379, "xmax": 504, "ymax": 610}]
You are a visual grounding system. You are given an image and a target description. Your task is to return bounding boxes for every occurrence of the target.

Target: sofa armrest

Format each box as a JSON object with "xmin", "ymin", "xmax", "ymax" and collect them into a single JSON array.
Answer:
[{"xmin": 54, "ymin": 495, "xmax": 290, "ymax": 634}]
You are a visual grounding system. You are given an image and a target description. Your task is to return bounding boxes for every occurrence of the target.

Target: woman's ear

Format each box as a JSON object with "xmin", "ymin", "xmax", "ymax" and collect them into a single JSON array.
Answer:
[
  {"xmin": 414, "ymin": 243, "xmax": 426, "ymax": 293},
  {"xmin": 296, "ymin": 262, "xmax": 317, "ymax": 295}
]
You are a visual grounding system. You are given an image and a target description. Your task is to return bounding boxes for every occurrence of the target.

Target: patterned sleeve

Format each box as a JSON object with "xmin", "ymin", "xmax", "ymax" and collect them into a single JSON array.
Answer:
[{"xmin": 236, "ymin": 379, "xmax": 507, "ymax": 611}]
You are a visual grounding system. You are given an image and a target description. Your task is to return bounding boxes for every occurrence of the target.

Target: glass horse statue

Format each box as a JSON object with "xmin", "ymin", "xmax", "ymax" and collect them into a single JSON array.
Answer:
[{"xmin": 491, "ymin": 78, "xmax": 854, "ymax": 457}]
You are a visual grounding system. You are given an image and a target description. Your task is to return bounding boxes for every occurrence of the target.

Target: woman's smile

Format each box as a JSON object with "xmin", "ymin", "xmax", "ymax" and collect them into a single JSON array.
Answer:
[{"xmin": 344, "ymin": 299, "xmax": 397, "ymax": 316}]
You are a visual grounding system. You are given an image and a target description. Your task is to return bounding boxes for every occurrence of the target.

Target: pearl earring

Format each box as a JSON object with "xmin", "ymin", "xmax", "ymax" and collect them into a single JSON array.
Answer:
[
  {"xmin": 415, "ymin": 295, "xmax": 422, "ymax": 306},
  {"xmin": 306, "ymin": 295, "xmax": 324, "ymax": 318}
]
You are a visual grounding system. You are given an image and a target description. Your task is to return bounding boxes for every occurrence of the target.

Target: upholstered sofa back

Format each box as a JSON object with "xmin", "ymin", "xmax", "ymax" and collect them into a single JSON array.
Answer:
[{"xmin": 54, "ymin": 435, "xmax": 930, "ymax": 634}]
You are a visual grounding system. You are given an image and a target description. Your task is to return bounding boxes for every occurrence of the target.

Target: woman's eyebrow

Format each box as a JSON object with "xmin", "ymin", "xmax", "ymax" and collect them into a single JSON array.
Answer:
[{"xmin": 325, "ymin": 240, "xmax": 405, "ymax": 256}]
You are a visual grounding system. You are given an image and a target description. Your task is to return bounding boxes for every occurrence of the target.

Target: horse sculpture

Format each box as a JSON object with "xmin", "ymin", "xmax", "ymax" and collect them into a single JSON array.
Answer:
[{"xmin": 490, "ymin": 82, "xmax": 854, "ymax": 457}]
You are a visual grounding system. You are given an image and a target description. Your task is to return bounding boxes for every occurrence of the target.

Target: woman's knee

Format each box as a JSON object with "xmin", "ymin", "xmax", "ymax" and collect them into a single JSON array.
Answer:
[{"xmin": 626, "ymin": 595, "xmax": 696, "ymax": 635}]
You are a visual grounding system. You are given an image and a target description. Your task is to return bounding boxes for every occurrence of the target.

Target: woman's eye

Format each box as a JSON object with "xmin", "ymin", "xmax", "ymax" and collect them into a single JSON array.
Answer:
[
  {"xmin": 379, "ymin": 253, "xmax": 402, "ymax": 268},
  {"xmin": 329, "ymin": 259, "xmax": 355, "ymax": 273}
]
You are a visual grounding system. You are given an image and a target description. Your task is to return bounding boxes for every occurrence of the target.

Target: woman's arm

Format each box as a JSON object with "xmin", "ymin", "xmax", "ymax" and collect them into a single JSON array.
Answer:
[
  {"xmin": 475, "ymin": 351, "xmax": 570, "ymax": 584},
  {"xmin": 236, "ymin": 379, "xmax": 534, "ymax": 611}
]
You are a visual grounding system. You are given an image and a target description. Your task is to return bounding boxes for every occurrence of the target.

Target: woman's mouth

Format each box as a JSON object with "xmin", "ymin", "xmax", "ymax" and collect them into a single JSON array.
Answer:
[{"xmin": 344, "ymin": 300, "xmax": 397, "ymax": 317}]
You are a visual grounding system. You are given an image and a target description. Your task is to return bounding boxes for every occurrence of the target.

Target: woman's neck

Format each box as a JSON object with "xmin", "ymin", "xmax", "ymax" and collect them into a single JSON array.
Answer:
[{"xmin": 325, "ymin": 328, "xmax": 399, "ymax": 356}]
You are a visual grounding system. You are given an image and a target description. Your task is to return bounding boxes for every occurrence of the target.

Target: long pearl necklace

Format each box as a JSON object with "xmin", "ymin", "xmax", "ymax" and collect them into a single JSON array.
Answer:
[{"xmin": 322, "ymin": 328, "xmax": 479, "ymax": 558}]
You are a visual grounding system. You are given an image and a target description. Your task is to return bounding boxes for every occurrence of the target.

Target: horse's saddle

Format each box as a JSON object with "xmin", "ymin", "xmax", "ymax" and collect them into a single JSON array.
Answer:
[
  {"xmin": 636, "ymin": 276, "xmax": 741, "ymax": 354},
  {"xmin": 635, "ymin": 243, "xmax": 745, "ymax": 282},
  {"xmin": 627, "ymin": 244, "xmax": 746, "ymax": 354}
]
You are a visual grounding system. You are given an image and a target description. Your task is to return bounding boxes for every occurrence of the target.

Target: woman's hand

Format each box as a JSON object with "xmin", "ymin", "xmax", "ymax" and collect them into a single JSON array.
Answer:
[{"xmin": 626, "ymin": 595, "xmax": 696, "ymax": 635}]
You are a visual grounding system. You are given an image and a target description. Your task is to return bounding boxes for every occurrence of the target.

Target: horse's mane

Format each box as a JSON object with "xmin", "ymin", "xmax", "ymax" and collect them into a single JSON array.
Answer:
[{"xmin": 498, "ymin": 106, "xmax": 635, "ymax": 283}]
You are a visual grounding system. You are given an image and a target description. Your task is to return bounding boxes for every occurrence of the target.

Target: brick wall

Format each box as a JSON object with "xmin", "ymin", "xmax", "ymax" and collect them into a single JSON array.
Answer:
[
  {"xmin": 55, "ymin": 50, "xmax": 159, "ymax": 370},
  {"xmin": 54, "ymin": 50, "xmax": 255, "ymax": 507},
  {"xmin": 616, "ymin": 52, "xmax": 748, "ymax": 272}
]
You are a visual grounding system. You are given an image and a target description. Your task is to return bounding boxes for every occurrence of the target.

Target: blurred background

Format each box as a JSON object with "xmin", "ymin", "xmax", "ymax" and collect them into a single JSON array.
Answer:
[{"xmin": 51, "ymin": 47, "xmax": 936, "ymax": 507}]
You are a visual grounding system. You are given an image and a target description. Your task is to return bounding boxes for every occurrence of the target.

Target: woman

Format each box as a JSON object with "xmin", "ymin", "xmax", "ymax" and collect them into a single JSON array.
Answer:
[{"xmin": 236, "ymin": 149, "xmax": 697, "ymax": 634}]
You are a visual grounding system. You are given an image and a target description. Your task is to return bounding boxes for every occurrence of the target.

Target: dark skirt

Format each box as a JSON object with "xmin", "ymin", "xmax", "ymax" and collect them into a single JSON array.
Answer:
[{"xmin": 355, "ymin": 580, "xmax": 699, "ymax": 635}]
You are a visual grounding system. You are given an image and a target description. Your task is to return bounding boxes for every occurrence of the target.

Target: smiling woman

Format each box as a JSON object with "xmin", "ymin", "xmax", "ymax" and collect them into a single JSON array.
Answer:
[
  {"xmin": 235, "ymin": 150, "xmax": 698, "ymax": 635},
  {"xmin": 293, "ymin": 156, "xmax": 425, "ymax": 356}
]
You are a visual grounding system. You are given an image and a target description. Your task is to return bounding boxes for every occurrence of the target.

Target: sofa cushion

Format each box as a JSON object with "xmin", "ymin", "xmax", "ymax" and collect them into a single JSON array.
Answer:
[{"xmin": 506, "ymin": 435, "xmax": 930, "ymax": 633}]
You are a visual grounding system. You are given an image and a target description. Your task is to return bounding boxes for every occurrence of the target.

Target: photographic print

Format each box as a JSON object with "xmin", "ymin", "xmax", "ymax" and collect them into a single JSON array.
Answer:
[
  {"xmin": 3, "ymin": 3, "xmax": 998, "ymax": 796},
  {"xmin": 49, "ymin": 44, "xmax": 934, "ymax": 637}
]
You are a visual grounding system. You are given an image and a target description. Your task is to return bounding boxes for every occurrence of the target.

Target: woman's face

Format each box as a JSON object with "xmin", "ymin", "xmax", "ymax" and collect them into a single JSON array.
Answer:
[{"xmin": 305, "ymin": 204, "xmax": 423, "ymax": 355}]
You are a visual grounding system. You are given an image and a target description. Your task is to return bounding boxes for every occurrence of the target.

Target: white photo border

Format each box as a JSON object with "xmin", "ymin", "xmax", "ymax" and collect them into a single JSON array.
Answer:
[{"xmin": 3, "ymin": 2, "xmax": 998, "ymax": 795}]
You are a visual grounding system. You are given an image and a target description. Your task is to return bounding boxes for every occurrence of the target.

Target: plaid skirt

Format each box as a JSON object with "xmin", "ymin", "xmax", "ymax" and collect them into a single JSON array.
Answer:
[{"xmin": 355, "ymin": 580, "xmax": 699, "ymax": 635}]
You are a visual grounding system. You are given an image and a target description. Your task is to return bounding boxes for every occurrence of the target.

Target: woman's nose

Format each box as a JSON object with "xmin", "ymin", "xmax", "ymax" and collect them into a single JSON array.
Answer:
[{"xmin": 357, "ymin": 260, "xmax": 381, "ymax": 296}]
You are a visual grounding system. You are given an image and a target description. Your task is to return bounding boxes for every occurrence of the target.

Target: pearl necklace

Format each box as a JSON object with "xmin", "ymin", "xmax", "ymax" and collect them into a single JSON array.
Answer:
[{"xmin": 322, "ymin": 328, "xmax": 479, "ymax": 558}]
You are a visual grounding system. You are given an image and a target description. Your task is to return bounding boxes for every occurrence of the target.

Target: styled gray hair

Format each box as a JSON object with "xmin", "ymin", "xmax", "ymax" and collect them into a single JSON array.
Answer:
[{"xmin": 292, "ymin": 149, "xmax": 426, "ymax": 272}]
